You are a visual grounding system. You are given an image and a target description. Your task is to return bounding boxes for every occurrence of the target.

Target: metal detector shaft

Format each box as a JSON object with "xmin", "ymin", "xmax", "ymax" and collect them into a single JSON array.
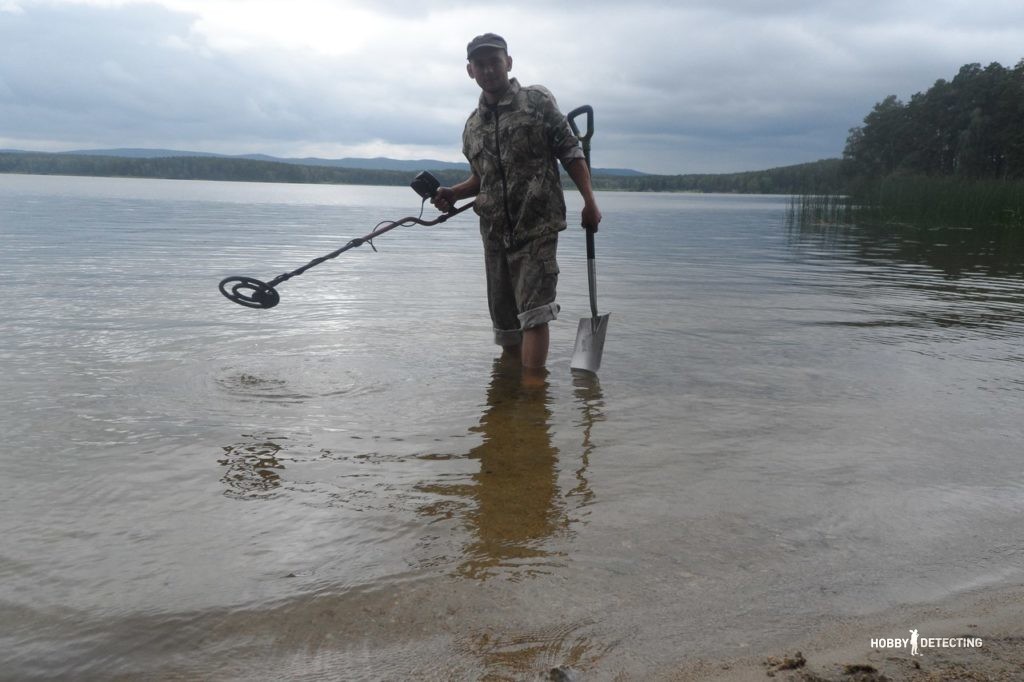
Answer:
[{"xmin": 219, "ymin": 201, "xmax": 475, "ymax": 309}]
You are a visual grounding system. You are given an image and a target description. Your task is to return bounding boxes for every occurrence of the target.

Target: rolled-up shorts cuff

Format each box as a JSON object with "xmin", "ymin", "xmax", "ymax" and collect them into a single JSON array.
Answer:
[
  {"xmin": 519, "ymin": 302, "xmax": 560, "ymax": 330},
  {"xmin": 494, "ymin": 328, "xmax": 523, "ymax": 347}
]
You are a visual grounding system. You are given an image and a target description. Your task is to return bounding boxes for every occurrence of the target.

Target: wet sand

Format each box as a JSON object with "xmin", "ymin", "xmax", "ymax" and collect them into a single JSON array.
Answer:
[
  {"xmin": 85, "ymin": 578, "xmax": 1021, "ymax": 680},
  {"xmin": 663, "ymin": 583, "xmax": 1024, "ymax": 682}
]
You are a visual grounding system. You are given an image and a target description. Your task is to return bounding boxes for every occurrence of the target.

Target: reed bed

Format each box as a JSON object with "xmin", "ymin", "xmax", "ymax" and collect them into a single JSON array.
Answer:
[{"xmin": 791, "ymin": 176, "xmax": 1024, "ymax": 230}]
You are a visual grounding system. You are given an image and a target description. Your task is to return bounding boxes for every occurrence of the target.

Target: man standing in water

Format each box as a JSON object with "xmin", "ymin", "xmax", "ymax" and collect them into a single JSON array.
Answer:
[{"xmin": 432, "ymin": 33, "xmax": 602, "ymax": 377}]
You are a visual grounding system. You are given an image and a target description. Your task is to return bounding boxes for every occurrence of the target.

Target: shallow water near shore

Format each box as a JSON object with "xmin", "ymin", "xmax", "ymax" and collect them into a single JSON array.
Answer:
[{"xmin": 2, "ymin": 174, "xmax": 1023, "ymax": 679}]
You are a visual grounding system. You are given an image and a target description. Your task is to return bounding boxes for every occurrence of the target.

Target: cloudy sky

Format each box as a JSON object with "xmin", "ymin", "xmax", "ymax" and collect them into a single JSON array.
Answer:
[{"xmin": 1, "ymin": 0, "xmax": 1022, "ymax": 174}]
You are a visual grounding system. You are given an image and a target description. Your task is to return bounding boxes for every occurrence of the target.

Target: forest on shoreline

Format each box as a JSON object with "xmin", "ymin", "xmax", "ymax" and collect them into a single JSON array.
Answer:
[
  {"xmin": 815, "ymin": 59, "xmax": 1024, "ymax": 229},
  {"xmin": 0, "ymin": 150, "xmax": 844, "ymax": 195},
  {"xmin": 843, "ymin": 60, "xmax": 1023, "ymax": 184}
]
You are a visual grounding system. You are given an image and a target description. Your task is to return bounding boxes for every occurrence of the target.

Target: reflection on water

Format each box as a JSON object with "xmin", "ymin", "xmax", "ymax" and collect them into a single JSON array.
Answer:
[
  {"xmin": 788, "ymin": 212, "xmax": 1024, "ymax": 279},
  {"xmin": 418, "ymin": 358, "xmax": 568, "ymax": 581},
  {"xmin": 788, "ymin": 214, "xmax": 1024, "ymax": 339},
  {"xmin": 568, "ymin": 373, "xmax": 604, "ymax": 506}
]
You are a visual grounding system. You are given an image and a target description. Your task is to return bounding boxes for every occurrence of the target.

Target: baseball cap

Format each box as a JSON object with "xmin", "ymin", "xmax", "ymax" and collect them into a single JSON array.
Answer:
[{"xmin": 467, "ymin": 33, "xmax": 507, "ymax": 58}]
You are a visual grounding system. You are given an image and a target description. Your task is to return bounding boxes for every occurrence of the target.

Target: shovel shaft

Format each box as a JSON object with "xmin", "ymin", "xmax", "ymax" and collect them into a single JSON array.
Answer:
[{"xmin": 587, "ymin": 233, "xmax": 599, "ymax": 319}]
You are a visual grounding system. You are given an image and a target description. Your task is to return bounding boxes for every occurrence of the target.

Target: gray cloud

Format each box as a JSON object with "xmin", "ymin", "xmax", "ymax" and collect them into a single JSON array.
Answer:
[
  {"xmin": 1, "ymin": 1, "xmax": 1022, "ymax": 173},
  {"xmin": 0, "ymin": 3, "xmax": 451, "ymax": 151}
]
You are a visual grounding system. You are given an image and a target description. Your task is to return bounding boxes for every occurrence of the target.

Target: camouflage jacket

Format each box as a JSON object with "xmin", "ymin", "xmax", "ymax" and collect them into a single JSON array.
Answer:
[{"xmin": 463, "ymin": 79, "xmax": 584, "ymax": 246}]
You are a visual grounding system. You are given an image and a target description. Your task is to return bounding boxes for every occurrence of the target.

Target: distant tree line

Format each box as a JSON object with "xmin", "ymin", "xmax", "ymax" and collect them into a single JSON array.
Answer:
[
  {"xmin": 588, "ymin": 159, "xmax": 844, "ymax": 194},
  {"xmin": 0, "ymin": 151, "xmax": 845, "ymax": 195},
  {"xmin": 843, "ymin": 60, "xmax": 1024, "ymax": 182},
  {"xmin": 0, "ymin": 151, "xmax": 464, "ymax": 188}
]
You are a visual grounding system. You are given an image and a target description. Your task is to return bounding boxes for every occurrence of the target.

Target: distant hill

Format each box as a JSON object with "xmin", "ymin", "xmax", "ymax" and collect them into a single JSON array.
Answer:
[
  {"xmin": 239, "ymin": 154, "xmax": 473, "ymax": 172},
  {"xmin": 1, "ymin": 149, "xmax": 845, "ymax": 194},
  {"xmin": 63, "ymin": 148, "xmax": 226, "ymax": 159},
  {"xmin": 62, "ymin": 148, "xmax": 646, "ymax": 176},
  {"xmin": 591, "ymin": 168, "xmax": 646, "ymax": 177},
  {"xmin": 63, "ymin": 148, "xmax": 470, "ymax": 171}
]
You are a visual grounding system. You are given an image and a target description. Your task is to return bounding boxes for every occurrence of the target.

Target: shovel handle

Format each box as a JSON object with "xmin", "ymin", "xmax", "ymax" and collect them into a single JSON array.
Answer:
[
  {"xmin": 568, "ymin": 105, "xmax": 597, "ymax": 240},
  {"xmin": 568, "ymin": 105, "xmax": 598, "ymax": 257},
  {"xmin": 567, "ymin": 105, "xmax": 594, "ymax": 143}
]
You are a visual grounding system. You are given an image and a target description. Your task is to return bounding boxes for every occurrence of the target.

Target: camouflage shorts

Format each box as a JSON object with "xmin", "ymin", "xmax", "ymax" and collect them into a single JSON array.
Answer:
[{"xmin": 483, "ymin": 233, "xmax": 560, "ymax": 346}]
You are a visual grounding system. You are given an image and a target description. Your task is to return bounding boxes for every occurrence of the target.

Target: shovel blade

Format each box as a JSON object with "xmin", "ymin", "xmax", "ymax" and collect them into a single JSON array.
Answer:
[{"xmin": 570, "ymin": 314, "xmax": 610, "ymax": 374}]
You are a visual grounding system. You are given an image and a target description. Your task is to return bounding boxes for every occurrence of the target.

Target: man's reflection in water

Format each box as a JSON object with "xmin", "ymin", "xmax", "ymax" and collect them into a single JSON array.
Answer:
[
  {"xmin": 416, "ymin": 358, "xmax": 604, "ymax": 580},
  {"xmin": 455, "ymin": 357, "xmax": 564, "ymax": 579},
  {"xmin": 568, "ymin": 372, "xmax": 604, "ymax": 507},
  {"xmin": 415, "ymin": 357, "xmax": 568, "ymax": 579},
  {"xmin": 449, "ymin": 367, "xmax": 609, "ymax": 676}
]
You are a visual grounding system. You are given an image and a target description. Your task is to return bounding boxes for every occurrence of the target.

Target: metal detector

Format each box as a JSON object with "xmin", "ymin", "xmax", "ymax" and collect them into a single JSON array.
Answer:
[{"xmin": 218, "ymin": 172, "xmax": 473, "ymax": 309}]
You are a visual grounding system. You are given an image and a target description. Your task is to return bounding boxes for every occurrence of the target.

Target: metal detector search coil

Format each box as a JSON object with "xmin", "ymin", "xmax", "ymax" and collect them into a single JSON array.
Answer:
[
  {"xmin": 219, "ymin": 175, "xmax": 474, "ymax": 310},
  {"xmin": 219, "ymin": 276, "xmax": 281, "ymax": 309}
]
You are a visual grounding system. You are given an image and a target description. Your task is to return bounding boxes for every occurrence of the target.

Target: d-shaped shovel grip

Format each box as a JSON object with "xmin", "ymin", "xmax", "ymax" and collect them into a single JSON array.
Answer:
[{"xmin": 567, "ymin": 105, "xmax": 594, "ymax": 169}]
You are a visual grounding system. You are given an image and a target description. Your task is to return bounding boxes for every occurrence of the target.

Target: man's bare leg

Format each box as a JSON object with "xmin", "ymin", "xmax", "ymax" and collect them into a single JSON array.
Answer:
[{"xmin": 522, "ymin": 324, "xmax": 549, "ymax": 368}]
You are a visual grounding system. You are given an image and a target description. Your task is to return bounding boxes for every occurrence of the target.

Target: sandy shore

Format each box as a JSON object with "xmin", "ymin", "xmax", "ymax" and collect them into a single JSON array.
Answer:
[
  {"xmin": 89, "ymin": 579, "xmax": 1022, "ymax": 680},
  {"xmin": 658, "ymin": 583, "xmax": 1023, "ymax": 682}
]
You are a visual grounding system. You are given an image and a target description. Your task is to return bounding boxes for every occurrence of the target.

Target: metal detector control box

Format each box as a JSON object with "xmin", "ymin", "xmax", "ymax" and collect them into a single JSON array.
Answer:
[{"xmin": 410, "ymin": 171, "xmax": 441, "ymax": 200}]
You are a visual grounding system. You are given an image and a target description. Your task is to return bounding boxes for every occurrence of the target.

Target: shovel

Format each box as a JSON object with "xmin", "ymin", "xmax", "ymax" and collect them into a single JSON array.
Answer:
[{"xmin": 567, "ymin": 105, "xmax": 609, "ymax": 374}]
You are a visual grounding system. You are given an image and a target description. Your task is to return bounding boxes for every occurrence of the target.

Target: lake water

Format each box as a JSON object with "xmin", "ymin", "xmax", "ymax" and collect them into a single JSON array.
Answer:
[{"xmin": 2, "ymin": 174, "xmax": 1022, "ymax": 680}]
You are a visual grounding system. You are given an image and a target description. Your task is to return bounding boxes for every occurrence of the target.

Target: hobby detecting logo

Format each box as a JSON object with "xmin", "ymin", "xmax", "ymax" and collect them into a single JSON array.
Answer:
[{"xmin": 871, "ymin": 629, "xmax": 983, "ymax": 655}]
